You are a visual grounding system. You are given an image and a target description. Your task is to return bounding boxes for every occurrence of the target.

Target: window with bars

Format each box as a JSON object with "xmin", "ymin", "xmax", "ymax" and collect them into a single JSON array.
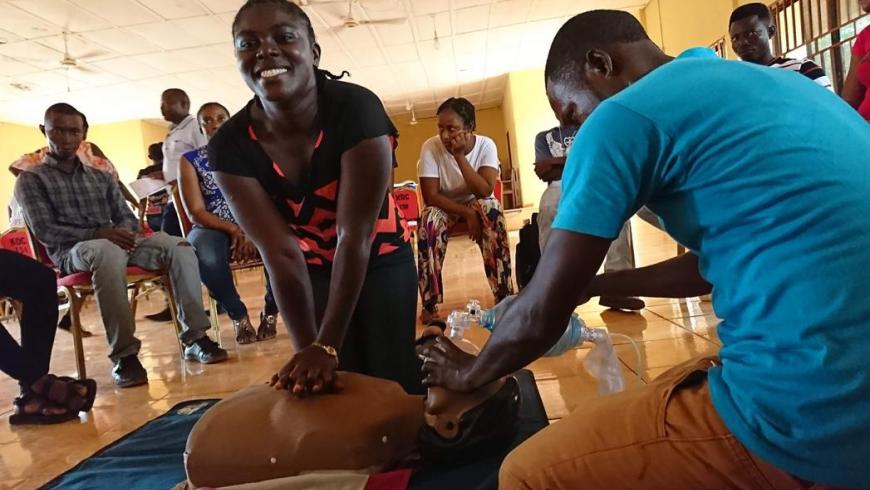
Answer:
[
  {"xmin": 710, "ymin": 37, "xmax": 727, "ymax": 57},
  {"xmin": 768, "ymin": 0, "xmax": 870, "ymax": 92}
]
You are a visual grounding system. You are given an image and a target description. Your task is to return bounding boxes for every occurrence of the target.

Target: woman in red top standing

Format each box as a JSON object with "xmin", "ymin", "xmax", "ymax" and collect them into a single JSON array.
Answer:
[
  {"xmin": 842, "ymin": 0, "xmax": 870, "ymax": 122},
  {"xmin": 210, "ymin": 0, "xmax": 421, "ymax": 394}
]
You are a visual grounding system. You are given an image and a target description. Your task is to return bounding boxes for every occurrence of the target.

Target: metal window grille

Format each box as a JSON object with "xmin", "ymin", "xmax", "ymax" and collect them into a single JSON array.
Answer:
[
  {"xmin": 769, "ymin": 0, "xmax": 870, "ymax": 92},
  {"xmin": 710, "ymin": 36, "xmax": 727, "ymax": 57}
]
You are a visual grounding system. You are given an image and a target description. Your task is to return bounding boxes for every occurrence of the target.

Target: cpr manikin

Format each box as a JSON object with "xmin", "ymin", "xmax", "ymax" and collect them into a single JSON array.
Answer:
[
  {"xmin": 183, "ymin": 326, "xmax": 520, "ymax": 488},
  {"xmin": 416, "ymin": 323, "xmax": 521, "ymax": 463}
]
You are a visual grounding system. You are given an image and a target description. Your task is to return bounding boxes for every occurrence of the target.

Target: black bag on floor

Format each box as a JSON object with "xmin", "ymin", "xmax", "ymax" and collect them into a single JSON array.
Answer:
[{"xmin": 515, "ymin": 213, "xmax": 540, "ymax": 290}]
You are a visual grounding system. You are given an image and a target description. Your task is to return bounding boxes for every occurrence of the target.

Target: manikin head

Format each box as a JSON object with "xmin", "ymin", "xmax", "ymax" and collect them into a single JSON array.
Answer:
[{"xmin": 416, "ymin": 325, "xmax": 521, "ymax": 462}]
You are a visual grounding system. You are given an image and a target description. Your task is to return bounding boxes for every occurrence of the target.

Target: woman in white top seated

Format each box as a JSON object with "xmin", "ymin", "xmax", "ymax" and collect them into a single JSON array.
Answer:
[{"xmin": 417, "ymin": 97, "xmax": 514, "ymax": 322}]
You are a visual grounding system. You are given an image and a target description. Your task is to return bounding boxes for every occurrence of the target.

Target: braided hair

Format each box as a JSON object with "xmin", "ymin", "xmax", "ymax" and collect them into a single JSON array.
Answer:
[
  {"xmin": 196, "ymin": 102, "xmax": 230, "ymax": 120},
  {"xmin": 436, "ymin": 97, "xmax": 477, "ymax": 131}
]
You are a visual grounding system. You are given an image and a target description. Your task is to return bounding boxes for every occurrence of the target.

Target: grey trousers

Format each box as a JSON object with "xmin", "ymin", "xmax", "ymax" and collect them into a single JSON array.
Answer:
[
  {"xmin": 64, "ymin": 232, "xmax": 210, "ymax": 362},
  {"xmin": 538, "ymin": 183, "xmax": 635, "ymax": 272}
]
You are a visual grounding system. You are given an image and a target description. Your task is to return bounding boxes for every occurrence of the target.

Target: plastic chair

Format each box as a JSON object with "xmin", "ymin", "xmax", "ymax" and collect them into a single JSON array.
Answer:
[
  {"xmin": 0, "ymin": 227, "xmax": 180, "ymax": 380},
  {"xmin": 0, "ymin": 227, "xmax": 35, "ymax": 257},
  {"xmin": 392, "ymin": 185, "xmax": 421, "ymax": 231}
]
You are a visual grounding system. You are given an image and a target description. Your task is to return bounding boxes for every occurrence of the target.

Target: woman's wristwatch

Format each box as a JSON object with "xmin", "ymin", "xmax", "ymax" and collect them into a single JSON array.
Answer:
[{"xmin": 311, "ymin": 341, "xmax": 338, "ymax": 363}]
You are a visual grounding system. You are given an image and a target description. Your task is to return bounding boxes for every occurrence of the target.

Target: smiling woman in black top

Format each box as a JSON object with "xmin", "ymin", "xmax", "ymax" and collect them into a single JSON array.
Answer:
[{"xmin": 210, "ymin": 0, "xmax": 421, "ymax": 395}]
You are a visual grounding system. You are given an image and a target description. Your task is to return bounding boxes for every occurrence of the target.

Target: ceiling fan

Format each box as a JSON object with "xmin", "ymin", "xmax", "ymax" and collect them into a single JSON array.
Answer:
[
  {"xmin": 58, "ymin": 30, "xmax": 102, "ymax": 74},
  {"xmin": 330, "ymin": 0, "xmax": 405, "ymax": 31},
  {"xmin": 405, "ymin": 101, "xmax": 418, "ymax": 125},
  {"xmin": 54, "ymin": 30, "xmax": 106, "ymax": 91}
]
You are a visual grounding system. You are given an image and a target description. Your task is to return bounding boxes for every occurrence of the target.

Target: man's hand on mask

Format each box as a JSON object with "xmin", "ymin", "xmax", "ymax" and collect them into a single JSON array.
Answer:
[{"xmin": 420, "ymin": 336, "xmax": 479, "ymax": 392}]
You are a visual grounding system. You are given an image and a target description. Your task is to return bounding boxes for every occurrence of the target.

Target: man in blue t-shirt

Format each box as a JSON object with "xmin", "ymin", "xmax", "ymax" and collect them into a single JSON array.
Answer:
[{"xmin": 420, "ymin": 10, "xmax": 870, "ymax": 490}]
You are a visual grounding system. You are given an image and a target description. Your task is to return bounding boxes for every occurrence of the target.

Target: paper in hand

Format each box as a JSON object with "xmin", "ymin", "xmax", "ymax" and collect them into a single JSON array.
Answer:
[{"xmin": 129, "ymin": 177, "xmax": 170, "ymax": 200}]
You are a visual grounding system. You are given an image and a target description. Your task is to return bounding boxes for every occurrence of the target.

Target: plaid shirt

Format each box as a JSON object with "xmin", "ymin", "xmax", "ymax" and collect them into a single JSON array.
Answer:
[{"xmin": 14, "ymin": 154, "xmax": 138, "ymax": 270}]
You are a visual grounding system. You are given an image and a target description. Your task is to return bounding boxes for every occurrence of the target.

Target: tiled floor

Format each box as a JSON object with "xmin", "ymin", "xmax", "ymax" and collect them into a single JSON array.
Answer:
[{"xmin": 0, "ymin": 218, "xmax": 720, "ymax": 488}]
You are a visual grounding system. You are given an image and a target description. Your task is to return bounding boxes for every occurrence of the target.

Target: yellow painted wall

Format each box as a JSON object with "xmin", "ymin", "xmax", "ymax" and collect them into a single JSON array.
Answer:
[
  {"xmin": 0, "ymin": 120, "xmax": 166, "ymax": 230},
  {"xmin": 643, "ymin": 0, "xmax": 666, "ymax": 49},
  {"xmin": 140, "ymin": 121, "xmax": 168, "ymax": 160},
  {"xmin": 643, "ymin": 0, "xmax": 759, "ymax": 58},
  {"xmin": 87, "ymin": 120, "xmax": 150, "ymax": 187},
  {"xmin": 390, "ymin": 106, "xmax": 510, "ymax": 186},
  {"xmin": 503, "ymin": 67, "xmax": 557, "ymax": 208}
]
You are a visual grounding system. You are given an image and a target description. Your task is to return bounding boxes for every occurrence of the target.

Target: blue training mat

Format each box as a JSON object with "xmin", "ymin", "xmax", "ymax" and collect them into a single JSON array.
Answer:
[
  {"xmin": 42, "ymin": 399, "xmax": 216, "ymax": 490},
  {"xmin": 42, "ymin": 370, "xmax": 548, "ymax": 490}
]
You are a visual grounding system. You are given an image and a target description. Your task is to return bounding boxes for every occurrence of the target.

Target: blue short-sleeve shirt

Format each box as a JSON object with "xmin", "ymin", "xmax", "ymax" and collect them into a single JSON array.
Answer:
[{"xmin": 554, "ymin": 48, "xmax": 870, "ymax": 487}]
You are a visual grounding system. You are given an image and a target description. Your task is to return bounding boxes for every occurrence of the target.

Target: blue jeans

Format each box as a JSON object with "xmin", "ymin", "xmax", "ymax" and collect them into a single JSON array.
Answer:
[
  {"xmin": 187, "ymin": 227, "xmax": 277, "ymax": 321},
  {"xmin": 161, "ymin": 201, "xmax": 182, "ymax": 237},
  {"xmin": 146, "ymin": 214, "xmax": 163, "ymax": 233}
]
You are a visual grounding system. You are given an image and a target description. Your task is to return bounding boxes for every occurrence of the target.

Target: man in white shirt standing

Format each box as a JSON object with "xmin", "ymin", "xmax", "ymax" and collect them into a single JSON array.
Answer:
[
  {"xmin": 417, "ymin": 97, "xmax": 514, "ymax": 322},
  {"xmin": 147, "ymin": 88, "xmax": 207, "ymax": 323},
  {"xmin": 160, "ymin": 88, "xmax": 207, "ymax": 238}
]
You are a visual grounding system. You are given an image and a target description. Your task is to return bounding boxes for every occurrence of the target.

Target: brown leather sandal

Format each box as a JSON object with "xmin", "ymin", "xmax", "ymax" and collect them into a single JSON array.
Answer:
[
  {"xmin": 30, "ymin": 374, "xmax": 97, "ymax": 413},
  {"xmin": 9, "ymin": 393, "xmax": 78, "ymax": 426}
]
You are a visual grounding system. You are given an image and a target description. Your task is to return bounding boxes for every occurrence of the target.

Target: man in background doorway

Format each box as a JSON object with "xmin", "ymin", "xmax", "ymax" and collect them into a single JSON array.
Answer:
[
  {"xmin": 137, "ymin": 142, "xmax": 169, "ymax": 234},
  {"xmin": 535, "ymin": 124, "xmax": 644, "ymax": 312}
]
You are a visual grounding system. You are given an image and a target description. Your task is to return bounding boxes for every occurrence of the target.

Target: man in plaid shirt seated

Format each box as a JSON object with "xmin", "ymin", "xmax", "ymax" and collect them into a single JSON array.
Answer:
[{"xmin": 14, "ymin": 103, "xmax": 228, "ymax": 388}]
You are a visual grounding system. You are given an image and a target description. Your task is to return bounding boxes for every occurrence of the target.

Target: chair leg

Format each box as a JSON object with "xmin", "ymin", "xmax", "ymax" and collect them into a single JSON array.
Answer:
[
  {"xmin": 208, "ymin": 296, "xmax": 222, "ymax": 347},
  {"xmin": 161, "ymin": 277, "xmax": 185, "ymax": 357},
  {"xmin": 129, "ymin": 282, "xmax": 142, "ymax": 317},
  {"xmin": 65, "ymin": 288, "xmax": 87, "ymax": 380},
  {"xmin": 11, "ymin": 299, "xmax": 23, "ymax": 322}
]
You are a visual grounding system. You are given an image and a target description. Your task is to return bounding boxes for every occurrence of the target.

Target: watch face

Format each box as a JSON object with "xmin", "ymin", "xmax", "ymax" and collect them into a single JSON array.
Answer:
[{"xmin": 315, "ymin": 343, "xmax": 337, "ymax": 357}]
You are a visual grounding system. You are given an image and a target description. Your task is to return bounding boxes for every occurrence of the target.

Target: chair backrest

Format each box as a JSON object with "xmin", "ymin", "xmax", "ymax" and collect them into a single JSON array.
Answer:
[
  {"xmin": 392, "ymin": 186, "xmax": 421, "ymax": 223},
  {"xmin": 0, "ymin": 227, "xmax": 35, "ymax": 258},
  {"xmin": 171, "ymin": 185, "xmax": 194, "ymax": 239},
  {"xmin": 26, "ymin": 229, "xmax": 55, "ymax": 267},
  {"xmin": 2, "ymin": 227, "xmax": 56, "ymax": 268}
]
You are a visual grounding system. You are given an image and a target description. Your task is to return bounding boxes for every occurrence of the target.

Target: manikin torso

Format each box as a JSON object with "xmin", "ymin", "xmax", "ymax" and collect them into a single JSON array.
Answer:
[{"xmin": 185, "ymin": 328, "xmax": 516, "ymax": 488}]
